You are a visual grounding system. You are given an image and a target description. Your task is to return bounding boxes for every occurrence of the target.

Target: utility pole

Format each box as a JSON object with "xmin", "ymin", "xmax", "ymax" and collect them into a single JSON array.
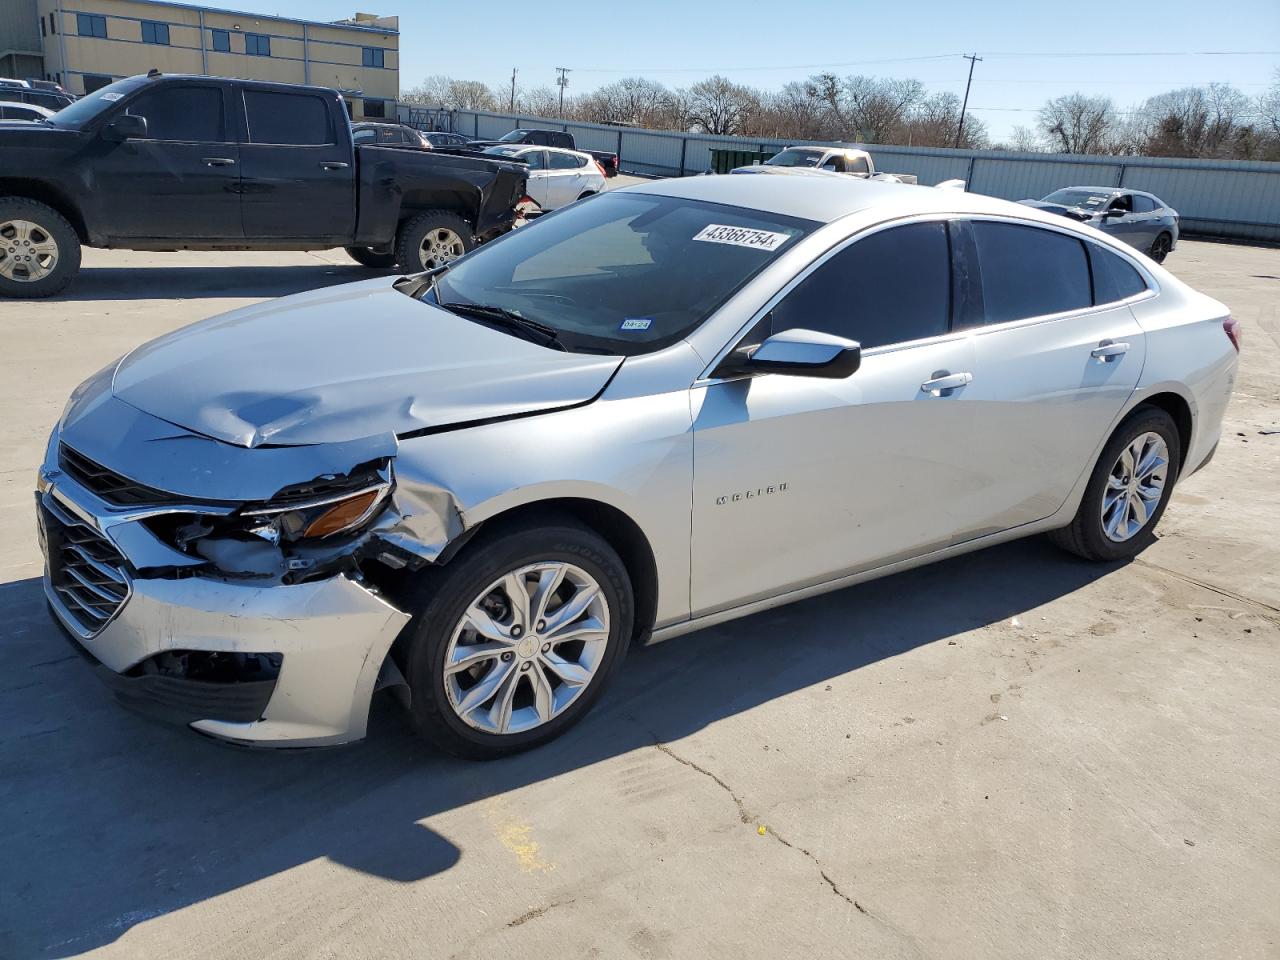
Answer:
[
  {"xmin": 555, "ymin": 67, "xmax": 571, "ymax": 118},
  {"xmin": 510, "ymin": 67, "xmax": 517, "ymax": 113},
  {"xmin": 955, "ymin": 53, "xmax": 982, "ymax": 148}
]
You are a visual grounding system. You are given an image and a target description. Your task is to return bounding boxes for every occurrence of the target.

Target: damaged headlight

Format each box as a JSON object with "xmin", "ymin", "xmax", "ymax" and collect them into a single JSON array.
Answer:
[{"xmin": 240, "ymin": 481, "xmax": 392, "ymax": 543}]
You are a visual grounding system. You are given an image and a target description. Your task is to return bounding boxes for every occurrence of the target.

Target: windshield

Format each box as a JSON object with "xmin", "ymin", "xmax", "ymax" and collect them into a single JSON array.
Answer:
[
  {"xmin": 429, "ymin": 193, "xmax": 816, "ymax": 355},
  {"xmin": 1042, "ymin": 189, "xmax": 1113, "ymax": 210},
  {"xmin": 499, "ymin": 130, "xmax": 531, "ymax": 142},
  {"xmin": 45, "ymin": 77, "xmax": 146, "ymax": 127},
  {"xmin": 765, "ymin": 149, "xmax": 823, "ymax": 168}
]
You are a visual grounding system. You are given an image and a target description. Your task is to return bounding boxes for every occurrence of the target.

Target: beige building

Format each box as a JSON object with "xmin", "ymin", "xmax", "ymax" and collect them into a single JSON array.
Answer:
[{"xmin": 26, "ymin": 1, "xmax": 398, "ymax": 119}]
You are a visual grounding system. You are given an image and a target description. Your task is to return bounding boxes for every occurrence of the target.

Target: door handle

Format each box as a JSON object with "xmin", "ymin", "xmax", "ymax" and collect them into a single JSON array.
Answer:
[
  {"xmin": 920, "ymin": 371, "xmax": 973, "ymax": 397},
  {"xmin": 1091, "ymin": 340, "xmax": 1130, "ymax": 362},
  {"xmin": 202, "ymin": 157, "xmax": 236, "ymax": 166},
  {"xmin": 319, "ymin": 161, "xmax": 350, "ymax": 170}
]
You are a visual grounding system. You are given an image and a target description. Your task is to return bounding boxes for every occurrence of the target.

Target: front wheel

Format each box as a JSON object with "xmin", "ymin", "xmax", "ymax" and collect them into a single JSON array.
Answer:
[
  {"xmin": 1049, "ymin": 406, "xmax": 1181, "ymax": 561},
  {"xmin": 394, "ymin": 210, "xmax": 474, "ymax": 274},
  {"xmin": 345, "ymin": 246, "xmax": 397, "ymax": 268},
  {"xmin": 1148, "ymin": 232, "xmax": 1173, "ymax": 263},
  {"xmin": 398, "ymin": 521, "xmax": 633, "ymax": 759},
  {"xmin": 0, "ymin": 198, "xmax": 81, "ymax": 298}
]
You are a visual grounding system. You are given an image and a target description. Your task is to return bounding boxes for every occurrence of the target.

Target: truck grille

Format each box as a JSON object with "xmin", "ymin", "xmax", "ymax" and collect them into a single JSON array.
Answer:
[
  {"xmin": 59, "ymin": 443, "xmax": 186, "ymax": 506},
  {"xmin": 41, "ymin": 496, "xmax": 130, "ymax": 636}
]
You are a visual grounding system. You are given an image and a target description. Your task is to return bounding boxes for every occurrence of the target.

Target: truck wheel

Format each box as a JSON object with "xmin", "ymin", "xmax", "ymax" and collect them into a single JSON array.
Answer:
[
  {"xmin": 345, "ymin": 246, "xmax": 397, "ymax": 269},
  {"xmin": 0, "ymin": 198, "xmax": 81, "ymax": 298},
  {"xmin": 397, "ymin": 520, "xmax": 633, "ymax": 759},
  {"xmin": 395, "ymin": 210, "xmax": 474, "ymax": 273}
]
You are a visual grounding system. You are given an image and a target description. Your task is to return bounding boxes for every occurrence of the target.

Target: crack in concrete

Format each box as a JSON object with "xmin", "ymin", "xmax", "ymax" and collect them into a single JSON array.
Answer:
[
  {"xmin": 1136, "ymin": 558, "xmax": 1280, "ymax": 622},
  {"xmin": 507, "ymin": 898, "xmax": 576, "ymax": 928}
]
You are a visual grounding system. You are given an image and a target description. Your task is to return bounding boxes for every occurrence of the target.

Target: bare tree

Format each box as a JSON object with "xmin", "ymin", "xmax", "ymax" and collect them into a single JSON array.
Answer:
[
  {"xmin": 576, "ymin": 76, "xmax": 676, "ymax": 127},
  {"xmin": 681, "ymin": 75, "xmax": 760, "ymax": 136},
  {"xmin": 403, "ymin": 76, "xmax": 497, "ymax": 112},
  {"xmin": 844, "ymin": 75, "xmax": 925, "ymax": 143},
  {"xmin": 1038, "ymin": 93, "xmax": 1116, "ymax": 154},
  {"xmin": 514, "ymin": 86, "xmax": 561, "ymax": 118},
  {"xmin": 1261, "ymin": 70, "xmax": 1280, "ymax": 138},
  {"xmin": 899, "ymin": 91, "xmax": 988, "ymax": 148}
]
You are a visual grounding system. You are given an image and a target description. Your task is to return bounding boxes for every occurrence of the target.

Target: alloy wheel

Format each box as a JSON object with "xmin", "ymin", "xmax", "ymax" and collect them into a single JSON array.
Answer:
[
  {"xmin": 0, "ymin": 219, "xmax": 59, "ymax": 282},
  {"xmin": 1101, "ymin": 431, "xmax": 1169, "ymax": 542},
  {"xmin": 443, "ymin": 562, "xmax": 610, "ymax": 735},
  {"xmin": 418, "ymin": 227, "xmax": 466, "ymax": 270},
  {"xmin": 1150, "ymin": 234, "xmax": 1171, "ymax": 263}
]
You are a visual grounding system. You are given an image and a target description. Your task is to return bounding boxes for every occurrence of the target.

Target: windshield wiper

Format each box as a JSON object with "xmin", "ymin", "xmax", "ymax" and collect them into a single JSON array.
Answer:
[{"xmin": 439, "ymin": 301, "xmax": 567, "ymax": 351}]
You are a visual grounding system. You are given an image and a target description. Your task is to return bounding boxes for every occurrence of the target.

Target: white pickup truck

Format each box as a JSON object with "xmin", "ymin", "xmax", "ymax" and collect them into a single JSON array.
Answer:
[{"xmin": 733, "ymin": 145, "xmax": 919, "ymax": 184}]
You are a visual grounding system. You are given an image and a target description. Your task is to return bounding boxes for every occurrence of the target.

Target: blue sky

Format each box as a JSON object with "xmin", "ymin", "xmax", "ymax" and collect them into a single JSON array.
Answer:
[{"xmin": 307, "ymin": 0, "xmax": 1276, "ymax": 139}]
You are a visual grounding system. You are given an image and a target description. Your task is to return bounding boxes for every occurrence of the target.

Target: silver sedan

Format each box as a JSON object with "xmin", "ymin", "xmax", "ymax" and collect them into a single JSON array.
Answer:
[{"xmin": 38, "ymin": 176, "xmax": 1239, "ymax": 757}]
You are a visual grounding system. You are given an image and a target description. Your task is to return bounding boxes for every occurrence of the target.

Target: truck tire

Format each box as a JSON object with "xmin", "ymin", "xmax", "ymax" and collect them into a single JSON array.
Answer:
[
  {"xmin": 395, "ymin": 210, "xmax": 474, "ymax": 274},
  {"xmin": 0, "ymin": 198, "xmax": 81, "ymax": 298},
  {"xmin": 345, "ymin": 246, "xmax": 397, "ymax": 269}
]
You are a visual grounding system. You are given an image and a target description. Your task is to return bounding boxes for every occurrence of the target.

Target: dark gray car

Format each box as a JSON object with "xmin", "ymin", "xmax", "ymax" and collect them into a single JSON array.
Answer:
[{"xmin": 1019, "ymin": 187, "xmax": 1179, "ymax": 262}]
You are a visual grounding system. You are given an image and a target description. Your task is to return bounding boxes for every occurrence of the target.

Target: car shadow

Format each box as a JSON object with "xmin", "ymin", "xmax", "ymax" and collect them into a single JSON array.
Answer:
[
  {"xmin": 42, "ymin": 263, "xmax": 394, "ymax": 302},
  {"xmin": 0, "ymin": 538, "xmax": 1122, "ymax": 957}
]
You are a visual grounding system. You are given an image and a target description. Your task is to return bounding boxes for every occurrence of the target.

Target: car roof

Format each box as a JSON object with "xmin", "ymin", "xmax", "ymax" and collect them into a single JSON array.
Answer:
[{"xmin": 628, "ymin": 174, "xmax": 1069, "ymax": 226}]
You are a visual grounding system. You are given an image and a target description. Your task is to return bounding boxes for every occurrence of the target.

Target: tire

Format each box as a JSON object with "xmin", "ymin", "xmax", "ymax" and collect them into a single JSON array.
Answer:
[
  {"xmin": 394, "ymin": 210, "xmax": 474, "ymax": 274},
  {"xmin": 345, "ymin": 246, "xmax": 397, "ymax": 269},
  {"xmin": 0, "ymin": 197, "xmax": 81, "ymax": 298},
  {"xmin": 398, "ymin": 520, "xmax": 633, "ymax": 759},
  {"xmin": 1049, "ymin": 406, "xmax": 1181, "ymax": 562},
  {"xmin": 1148, "ymin": 232, "xmax": 1173, "ymax": 263}
]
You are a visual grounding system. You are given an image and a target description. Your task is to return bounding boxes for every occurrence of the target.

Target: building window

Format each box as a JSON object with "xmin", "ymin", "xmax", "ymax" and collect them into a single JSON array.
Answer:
[
  {"xmin": 210, "ymin": 28, "xmax": 230, "ymax": 52},
  {"xmin": 40, "ymin": 17, "xmax": 46, "ymax": 37},
  {"xmin": 77, "ymin": 14, "xmax": 107, "ymax": 39},
  {"xmin": 141, "ymin": 21, "xmax": 170, "ymax": 45},
  {"xmin": 361, "ymin": 47, "xmax": 385, "ymax": 68},
  {"xmin": 49, "ymin": 13, "xmax": 56, "ymax": 34},
  {"xmin": 362, "ymin": 99, "xmax": 386, "ymax": 118},
  {"xmin": 245, "ymin": 32, "xmax": 270, "ymax": 56},
  {"xmin": 82, "ymin": 74, "xmax": 113, "ymax": 94}
]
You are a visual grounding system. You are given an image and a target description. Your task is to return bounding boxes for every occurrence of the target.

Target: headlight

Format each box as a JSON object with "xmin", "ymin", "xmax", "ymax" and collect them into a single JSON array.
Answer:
[{"xmin": 241, "ymin": 482, "xmax": 391, "ymax": 542}]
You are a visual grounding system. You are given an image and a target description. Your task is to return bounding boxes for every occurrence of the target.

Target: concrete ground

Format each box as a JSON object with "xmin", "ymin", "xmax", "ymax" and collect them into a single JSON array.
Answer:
[{"xmin": 0, "ymin": 238, "xmax": 1276, "ymax": 960}]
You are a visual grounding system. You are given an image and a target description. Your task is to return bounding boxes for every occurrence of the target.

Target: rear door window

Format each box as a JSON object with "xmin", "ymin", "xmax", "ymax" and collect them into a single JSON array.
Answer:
[
  {"xmin": 971, "ymin": 221, "xmax": 1092, "ymax": 324},
  {"xmin": 125, "ymin": 85, "xmax": 225, "ymax": 142},
  {"xmin": 244, "ymin": 90, "xmax": 333, "ymax": 145},
  {"xmin": 549, "ymin": 151, "xmax": 580, "ymax": 170},
  {"xmin": 771, "ymin": 221, "xmax": 951, "ymax": 350}
]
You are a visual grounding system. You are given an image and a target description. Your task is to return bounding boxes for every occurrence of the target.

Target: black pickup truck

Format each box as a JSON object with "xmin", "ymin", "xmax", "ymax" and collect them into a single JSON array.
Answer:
[
  {"xmin": 467, "ymin": 128, "xmax": 619, "ymax": 177},
  {"xmin": 0, "ymin": 73, "xmax": 528, "ymax": 297}
]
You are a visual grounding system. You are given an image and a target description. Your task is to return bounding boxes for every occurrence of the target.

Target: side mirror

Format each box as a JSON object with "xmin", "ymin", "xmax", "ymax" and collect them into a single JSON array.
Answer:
[
  {"xmin": 821, "ymin": 162, "xmax": 839, "ymax": 172},
  {"xmin": 746, "ymin": 329, "xmax": 861, "ymax": 379},
  {"xmin": 102, "ymin": 114, "xmax": 147, "ymax": 141},
  {"xmin": 1103, "ymin": 208, "xmax": 1125, "ymax": 218}
]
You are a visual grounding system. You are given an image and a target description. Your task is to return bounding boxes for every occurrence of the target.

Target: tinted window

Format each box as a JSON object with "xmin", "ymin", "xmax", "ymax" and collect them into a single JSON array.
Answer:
[
  {"xmin": 1088, "ymin": 243, "xmax": 1148, "ymax": 304},
  {"xmin": 0, "ymin": 90, "xmax": 19, "ymax": 104},
  {"xmin": 524, "ymin": 150, "xmax": 548, "ymax": 170},
  {"xmin": 362, "ymin": 47, "xmax": 384, "ymax": 68},
  {"xmin": 82, "ymin": 74, "xmax": 112, "ymax": 94},
  {"xmin": 1131, "ymin": 194, "xmax": 1157, "ymax": 213},
  {"xmin": 244, "ymin": 91, "xmax": 332, "ymax": 144},
  {"xmin": 971, "ymin": 222, "xmax": 1091, "ymax": 324},
  {"xmin": 77, "ymin": 13, "xmax": 107, "ymax": 38},
  {"xmin": 362, "ymin": 99, "xmax": 386, "ymax": 119},
  {"xmin": 772, "ymin": 222, "xmax": 951, "ymax": 350},
  {"xmin": 549, "ymin": 151, "xmax": 580, "ymax": 170},
  {"xmin": 27, "ymin": 91, "xmax": 66, "ymax": 110},
  {"xmin": 1108, "ymin": 194, "xmax": 1133, "ymax": 213},
  {"xmin": 352, "ymin": 127, "xmax": 375, "ymax": 143},
  {"xmin": 211, "ymin": 28, "xmax": 230, "ymax": 52},
  {"xmin": 126, "ymin": 86, "xmax": 224, "ymax": 142},
  {"xmin": 141, "ymin": 21, "xmax": 169, "ymax": 44},
  {"xmin": 245, "ymin": 33, "xmax": 270, "ymax": 56}
]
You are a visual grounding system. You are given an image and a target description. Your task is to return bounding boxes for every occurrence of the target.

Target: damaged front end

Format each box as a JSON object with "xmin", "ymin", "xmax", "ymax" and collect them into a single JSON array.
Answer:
[{"xmin": 38, "ymin": 393, "xmax": 470, "ymax": 747}]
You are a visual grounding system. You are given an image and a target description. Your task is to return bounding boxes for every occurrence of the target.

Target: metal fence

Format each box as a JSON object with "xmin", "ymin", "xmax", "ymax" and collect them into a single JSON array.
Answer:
[{"xmin": 401, "ymin": 106, "xmax": 1280, "ymax": 242}]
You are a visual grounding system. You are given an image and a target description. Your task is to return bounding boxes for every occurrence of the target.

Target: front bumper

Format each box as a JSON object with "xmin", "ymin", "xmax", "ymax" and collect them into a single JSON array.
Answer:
[{"xmin": 38, "ymin": 460, "xmax": 411, "ymax": 748}]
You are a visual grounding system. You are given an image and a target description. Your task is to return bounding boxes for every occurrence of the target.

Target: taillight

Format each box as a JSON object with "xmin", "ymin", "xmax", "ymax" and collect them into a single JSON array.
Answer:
[
  {"xmin": 1223, "ymin": 316, "xmax": 1241, "ymax": 352},
  {"xmin": 594, "ymin": 160, "xmax": 607, "ymax": 178}
]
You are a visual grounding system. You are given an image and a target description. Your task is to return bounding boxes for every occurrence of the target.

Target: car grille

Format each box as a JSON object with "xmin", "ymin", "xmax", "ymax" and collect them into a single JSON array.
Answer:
[
  {"xmin": 40, "ymin": 496, "xmax": 130, "ymax": 636},
  {"xmin": 59, "ymin": 443, "xmax": 187, "ymax": 506}
]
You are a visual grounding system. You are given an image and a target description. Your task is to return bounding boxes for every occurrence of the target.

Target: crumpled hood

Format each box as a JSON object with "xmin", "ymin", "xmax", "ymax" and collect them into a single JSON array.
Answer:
[{"xmin": 109, "ymin": 278, "xmax": 623, "ymax": 447}]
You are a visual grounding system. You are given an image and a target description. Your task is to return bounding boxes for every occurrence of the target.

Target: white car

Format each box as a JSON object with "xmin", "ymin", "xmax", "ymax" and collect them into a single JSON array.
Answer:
[
  {"xmin": 40, "ymin": 175, "xmax": 1239, "ymax": 757},
  {"xmin": 0, "ymin": 102, "xmax": 56, "ymax": 122},
  {"xmin": 483, "ymin": 144, "xmax": 606, "ymax": 211}
]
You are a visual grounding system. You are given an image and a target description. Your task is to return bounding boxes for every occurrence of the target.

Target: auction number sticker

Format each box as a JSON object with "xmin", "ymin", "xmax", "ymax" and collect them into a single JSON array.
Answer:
[
  {"xmin": 101, "ymin": 92, "xmax": 124, "ymax": 102},
  {"xmin": 693, "ymin": 224, "xmax": 791, "ymax": 251}
]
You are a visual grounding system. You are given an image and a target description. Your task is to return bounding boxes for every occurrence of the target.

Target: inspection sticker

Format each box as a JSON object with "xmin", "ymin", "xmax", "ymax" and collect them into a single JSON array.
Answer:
[
  {"xmin": 100, "ymin": 92, "xmax": 124, "ymax": 102},
  {"xmin": 693, "ymin": 224, "xmax": 791, "ymax": 251},
  {"xmin": 620, "ymin": 317, "xmax": 653, "ymax": 331}
]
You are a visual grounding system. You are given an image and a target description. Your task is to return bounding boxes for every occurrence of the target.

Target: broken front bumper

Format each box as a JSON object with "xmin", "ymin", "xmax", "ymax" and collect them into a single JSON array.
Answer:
[{"xmin": 37, "ymin": 464, "xmax": 411, "ymax": 748}]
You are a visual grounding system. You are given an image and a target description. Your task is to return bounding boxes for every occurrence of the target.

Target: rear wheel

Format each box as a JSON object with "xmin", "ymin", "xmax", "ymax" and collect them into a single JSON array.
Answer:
[
  {"xmin": 1148, "ymin": 232, "xmax": 1173, "ymax": 263},
  {"xmin": 1049, "ymin": 406, "xmax": 1181, "ymax": 561},
  {"xmin": 0, "ymin": 198, "xmax": 81, "ymax": 298},
  {"xmin": 394, "ymin": 210, "xmax": 474, "ymax": 274},
  {"xmin": 345, "ymin": 246, "xmax": 397, "ymax": 268},
  {"xmin": 398, "ymin": 521, "xmax": 633, "ymax": 759}
]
